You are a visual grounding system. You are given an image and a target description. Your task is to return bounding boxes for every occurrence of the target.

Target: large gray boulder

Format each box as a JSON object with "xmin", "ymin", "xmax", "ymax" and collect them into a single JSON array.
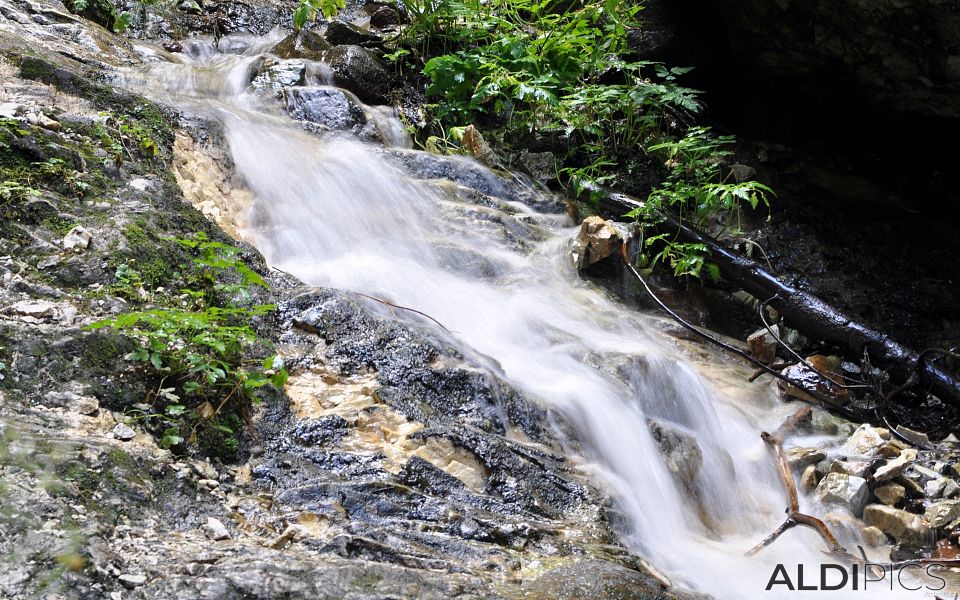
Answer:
[
  {"xmin": 282, "ymin": 86, "xmax": 367, "ymax": 132},
  {"xmin": 325, "ymin": 45, "xmax": 391, "ymax": 104}
]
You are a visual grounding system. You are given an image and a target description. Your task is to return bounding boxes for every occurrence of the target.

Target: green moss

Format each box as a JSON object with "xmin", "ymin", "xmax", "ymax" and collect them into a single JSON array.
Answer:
[
  {"xmin": 78, "ymin": 331, "xmax": 129, "ymax": 370},
  {"xmin": 115, "ymin": 221, "xmax": 186, "ymax": 288}
]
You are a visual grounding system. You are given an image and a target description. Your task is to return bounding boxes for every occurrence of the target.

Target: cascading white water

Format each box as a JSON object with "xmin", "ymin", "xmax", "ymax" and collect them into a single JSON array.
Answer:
[{"xmin": 123, "ymin": 36, "xmax": 928, "ymax": 599}]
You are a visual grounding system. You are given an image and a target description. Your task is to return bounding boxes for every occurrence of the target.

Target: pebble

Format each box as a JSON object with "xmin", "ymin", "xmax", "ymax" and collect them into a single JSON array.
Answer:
[
  {"xmin": 63, "ymin": 226, "xmax": 93, "ymax": 251},
  {"xmin": 118, "ymin": 573, "xmax": 146, "ymax": 588},
  {"xmin": 874, "ymin": 483, "xmax": 906, "ymax": 506},
  {"xmin": 111, "ymin": 423, "xmax": 136, "ymax": 441},
  {"xmin": 202, "ymin": 516, "xmax": 231, "ymax": 541}
]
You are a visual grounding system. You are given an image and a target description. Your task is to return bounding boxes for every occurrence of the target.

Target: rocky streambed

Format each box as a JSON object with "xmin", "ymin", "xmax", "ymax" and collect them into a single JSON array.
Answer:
[{"xmin": 0, "ymin": 1, "xmax": 689, "ymax": 598}]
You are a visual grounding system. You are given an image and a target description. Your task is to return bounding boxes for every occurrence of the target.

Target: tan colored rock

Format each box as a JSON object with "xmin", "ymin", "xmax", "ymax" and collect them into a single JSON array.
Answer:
[
  {"xmin": 461, "ymin": 125, "xmax": 499, "ymax": 168},
  {"xmin": 863, "ymin": 504, "xmax": 932, "ymax": 547},
  {"xmin": 571, "ymin": 216, "xmax": 626, "ymax": 270},
  {"xmin": 925, "ymin": 500, "xmax": 960, "ymax": 528},
  {"xmin": 787, "ymin": 446, "xmax": 826, "ymax": 469},
  {"xmin": 874, "ymin": 483, "xmax": 905, "ymax": 506},
  {"xmin": 799, "ymin": 464, "xmax": 820, "ymax": 492},
  {"xmin": 840, "ymin": 424, "xmax": 886, "ymax": 458},
  {"xmin": 873, "ymin": 448, "xmax": 917, "ymax": 482},
  {"xmin": 747, "ymin": 326, "xmax": 778, "ymax": 364},
  {"xmin": 829, "ymin": 459, "xmax": 871, "ymax": 478},
  {"xmin": 861, "ymin": 526, "xmax": 889, "ymax": 546}
]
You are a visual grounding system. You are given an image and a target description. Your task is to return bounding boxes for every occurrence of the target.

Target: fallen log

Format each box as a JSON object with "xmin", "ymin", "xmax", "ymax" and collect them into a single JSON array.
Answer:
[{"xmin": 593, "ymin": 189, "xmax": 960, "ymax": 410}]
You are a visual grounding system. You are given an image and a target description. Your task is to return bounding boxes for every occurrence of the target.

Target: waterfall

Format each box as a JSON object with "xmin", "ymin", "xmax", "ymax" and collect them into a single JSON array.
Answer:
[{"xmin": 122, "ymin": 35, "xmax": 918, "ymax": 598}]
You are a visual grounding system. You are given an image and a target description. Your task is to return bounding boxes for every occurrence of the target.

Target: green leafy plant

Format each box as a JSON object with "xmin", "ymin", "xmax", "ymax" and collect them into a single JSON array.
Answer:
[
  {"xmin": 627, "ymin": 127, "xmax": 774, "ymax": 280},
  {"xmin": 87, "ymin": 234, "xmax": 287, "ymax": 457},
  {"xmin": 293, "ymin": 0, "xmax": 345, "ymax": 30},
  {"xmin": 399, "ymin": 0, "xmax": 773, "ymax": 282},
  {"xmin": 114, "ymin": 11, "xmax": 133, "ymax": 33}
]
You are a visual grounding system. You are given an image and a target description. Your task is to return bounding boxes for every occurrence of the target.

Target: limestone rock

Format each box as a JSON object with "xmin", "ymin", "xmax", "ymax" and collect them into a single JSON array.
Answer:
[
  {"xmin": 861, "ymin": 526, "xmax": 889, "ymax": 547},
  {"xmin": 799, "ymin": 464, "xmax": 819, "ymax": 492},
  {"xmin": 747, "ymin": 326, "xmax": 778, "ymax": 364},
  {"xmin": 325, "ymin": 45, "xmax": 390, "ymax": 104},
  {"xmin": 925, "ymin": 500, "xmax": 960, "ymax": 528},
  {"xmin": 118, "ymin": 574, "xmax": 146, "ymax": 588},
  {"xmin": 829, "ymin": 459, "xmax": 871, "ymax": 478},
  {"xmin": 202, "ymin": 516, "xmax": 231, "ymax": 541},
  {"xmin": 111, "ymin": 423, "xmax": 136, "ymax": 441},
  {"xmin": 62, "ymin": 225, "xmax": 92, "ymax": 251},
  {"xmin": 839, "ymin": 424, "xmax": 886, "ymax": 458},
  {"xmin": 814, "ymin": 472, "xmax": 869, "ymax": 516},
  {"xmin": 926, "ymin": 478, "xmax": 948, "ymax": 498},
  {"xmin": 873, "ymin": 483, "xmax": 905, "ymax": 506},
  {"xmin": 863, "ymin": 504, "xmax": 932, "ymax": 547},
  {"xmin": 786, "ymin": 447, "xmax": 826, "ymax": 469},
  {"xmin": 571, "ymin": 216, "xmax": 628, "ymax": 270},
  {"xmin": 10, "ymin": 300, "xmax": 56, "ymax": 318},
  {"xmin": 874, "ymin": 448, "xmax": 917, "ymax": 481}
]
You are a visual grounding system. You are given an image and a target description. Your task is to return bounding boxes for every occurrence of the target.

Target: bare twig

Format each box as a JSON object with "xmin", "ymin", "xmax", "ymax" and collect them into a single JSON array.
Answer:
[
  {"xmin": 269, "ymin": 266, "xmax": 452, "ymax": 333},
  {"xmin": 747, "ymin": 407, "xmax": 854, "ymax": 559},
  {"xmin": 618, "ymin": 243, "xmax": 860, "ymax": 419},
  {"xmin": 350, "ymin": 292, "xmax": 452, "ymax": 333},
  {"xmin": 758, "ymin": 296, "xmax": 875, "ymax": 392}
]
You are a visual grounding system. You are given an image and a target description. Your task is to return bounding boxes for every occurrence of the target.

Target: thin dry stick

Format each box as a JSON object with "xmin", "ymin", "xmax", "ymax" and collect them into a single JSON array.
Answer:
[
  {"xmin": 269, "ymin": 266, "xmax": 452, "ymax": 333},
  {"xmin": 618, "ymin": 243, "xmax": 861, "ymax": 419},
  {"xmin": 746, "ymin": 407, "xmax": 852, "ymax": 558},
  {"xmin": 350, "ymin": 292, "xmax": 452, "ymax": 333}
]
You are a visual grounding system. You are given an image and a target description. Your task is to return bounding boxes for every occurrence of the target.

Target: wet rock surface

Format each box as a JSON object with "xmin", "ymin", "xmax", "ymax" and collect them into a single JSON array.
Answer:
[
  {"xmin": 0, "ymin": 4, "xmax": 695, "ymax": 598},
  {"xmin": 282, "ymin": 86, "xmax": 368, "ymax": 134},
  {"xmin": 787, "ymin": 416, "xmax": 960, "ymax": 558},
  {"xmin": 324, "ymin": 44, "xmax": 391, "ymax": 104}
]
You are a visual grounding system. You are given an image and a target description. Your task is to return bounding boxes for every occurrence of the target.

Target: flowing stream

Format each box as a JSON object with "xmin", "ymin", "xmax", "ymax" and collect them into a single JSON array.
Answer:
[{"xmin": 121, "ymin": 35, "xmax": 922, "ymax": 599}]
